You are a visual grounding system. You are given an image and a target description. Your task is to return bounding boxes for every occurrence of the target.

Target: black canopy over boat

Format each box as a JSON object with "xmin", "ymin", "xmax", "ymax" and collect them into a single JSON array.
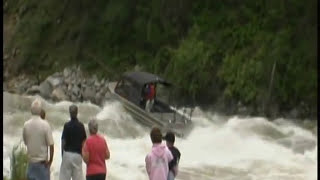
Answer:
[{"xmin": 108, "ymin": 71, "xmax": 194, "ymax": 137}]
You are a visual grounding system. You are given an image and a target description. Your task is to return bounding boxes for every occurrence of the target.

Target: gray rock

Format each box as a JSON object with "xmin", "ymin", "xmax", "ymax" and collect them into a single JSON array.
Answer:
[
  {"xmin": 39, "ymin": 81, "xmax": 53, "ymax": 98},
  {"xmin": 51, "ymin": 87, "xmax": 68, "ymax": 101},
  {"xmin": 76, "ymin": 66, "xmax": 81, "ymax": 74},
  {"xmin": 63, "ymin": 68, "xmax": 71, "ymax": 78},
  {"xmin": 94, "ymin": 80, "xmax": 101, "ymax": 87},
  {"xmin": 71, "ymin": 94, "xmax": 78, "ymax": 102},
  {"xmin": 46, "ymin": 76, "xmax": 62, "ymax": 88},
  {"xmin": 95, "ymin": 92, "xmax": 103, "ymax": 105},
  {"xmin": 26, "ymin": 85, "xmax": 41, "ymax": 95},
  {"xmin": 70, "ymin": 71, "xmax": 76, "ymax": 80},
  {"xmin": 64, "ymin": 77, "xmax": 71, "ymax": 84},
  {"xmin": 104, "ymin": 91, "xmax": 113, "ymax": 100},
  {"xmin": 67, "ymin": 84, "xmax": 72, "ymax": 91},
  {"xmin": 104, "ymin": 81, "xmax": 110, "ymax": 89},
  {"xmin": 51, "ymin": 72, "xmax": 62, "ymax": 77},
  {"xmin": 72, "ymin": 85, "xmax": 80, "ymax": 96},
  {"xmin": 83, "ymin": 87, "xmax": 96, "ymax": 102}
]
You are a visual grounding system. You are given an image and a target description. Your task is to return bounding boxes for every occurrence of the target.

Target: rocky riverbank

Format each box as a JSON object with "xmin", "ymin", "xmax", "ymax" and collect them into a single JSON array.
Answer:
[
  {"xmin": 3, "ymin": 66, "xmax": 112, "ymax": 106},
  {"xmin": 3, "ymin": 66, "xmax": 316, "ymax": 121}
]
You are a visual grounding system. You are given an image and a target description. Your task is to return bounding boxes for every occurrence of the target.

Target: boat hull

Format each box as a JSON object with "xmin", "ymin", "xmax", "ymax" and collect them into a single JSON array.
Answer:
[{"xmin": 108, "ymin": 82, "xmax": 193, "ymax": 137}]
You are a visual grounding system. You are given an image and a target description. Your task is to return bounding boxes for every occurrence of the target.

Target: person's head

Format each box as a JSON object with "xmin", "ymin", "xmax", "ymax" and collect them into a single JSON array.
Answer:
[
  {"xmin": 88, "ymin": 118, "xmax": 98, "ymax": 135},
  {"xmin": 40, "ymin": 109, "xmax": 46, "ymax": 119},
  {"xmin": 150, "ymin": 127, "xmax": 162, "ymax": 144},
  {"xmin": 31, "ymin": 99, "xmax": 42, "ymax": 115},
  {"xmin": 163, "ymin": 131, "xmax": 175, "ymax": 147},
  {"xmin": 69, "ymin": 105, "xmax": 78, "ymax": 119}
]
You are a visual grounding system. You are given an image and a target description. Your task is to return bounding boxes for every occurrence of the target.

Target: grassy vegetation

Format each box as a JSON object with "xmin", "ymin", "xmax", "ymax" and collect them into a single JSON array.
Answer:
[
  {"xmin": 8, "ymin": 143, "xmax": 28, "ymax": 180},
  {"xmin": 4, "ymin": 0, "xmax": 317, "ymax": 118}
]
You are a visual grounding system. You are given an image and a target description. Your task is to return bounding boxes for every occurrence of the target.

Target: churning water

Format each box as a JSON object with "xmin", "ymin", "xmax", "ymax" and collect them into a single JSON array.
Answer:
[{"xmin": 3, "ymin": 92, "xmax": 317, "ymax": 180}]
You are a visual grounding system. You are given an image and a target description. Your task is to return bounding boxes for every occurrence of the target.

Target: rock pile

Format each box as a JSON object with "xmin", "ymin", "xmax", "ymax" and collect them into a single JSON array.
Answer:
[{"xmin": 24, "ymin": 66, "xmax": 111, "ymax": 105}]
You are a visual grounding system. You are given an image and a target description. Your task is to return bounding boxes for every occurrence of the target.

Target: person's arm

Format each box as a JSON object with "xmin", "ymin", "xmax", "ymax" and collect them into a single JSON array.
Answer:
[
  {"xmin": 45, "ymin": 123, "xmax": 55, "ymax": 168},
  {"xmin": 61, "ymin": 124, "xmax": 66, "ymax": 157},
  {"xmin": 81, "ymin": 124, "xmax": 87, "ymax": 148},
  {"xmin": 105, "ymin": 139, "xmax": 110, "ymax": 160},
  {"xmin": 82, "ymin": 141, "xmax": 89, "ymax": 164},
  {"xmin": 22, "ymin": 126, "xmax": 27, "ymax": 145},
  {"xmin": 47, "ymin": 145, "xmax": 54, "ymax": 168},
  {"xmin": 173, "ymin": 152, "xmax": 181, "ymax": 176},
  {"xmin": 145, "ymin": 155, "xmax": 151, "ymax": 177},
  {"xmin": 167, "ymin": 149, "xmax": 173, "ymax": 162},
  {"xmin": 61, "ymin": 140, "xmax": 66, "ymax": 157}
]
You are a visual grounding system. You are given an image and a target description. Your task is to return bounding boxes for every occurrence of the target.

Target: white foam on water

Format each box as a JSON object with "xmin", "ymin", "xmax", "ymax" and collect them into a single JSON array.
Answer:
[{"xmin": 3, "ymin": 92, "xmax": 318, "ymax": 180}]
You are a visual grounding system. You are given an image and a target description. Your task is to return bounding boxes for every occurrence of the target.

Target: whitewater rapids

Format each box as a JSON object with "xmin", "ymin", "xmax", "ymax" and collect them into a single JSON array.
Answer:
[{"xmin": 3, "ymin": 92, "xmax": 317, "ymax": 180}]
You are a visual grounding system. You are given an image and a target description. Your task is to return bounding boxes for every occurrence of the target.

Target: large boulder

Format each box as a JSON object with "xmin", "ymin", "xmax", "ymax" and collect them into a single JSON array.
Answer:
[
  {"xmin": 83, "ymin": 87, "xmax": 96, "ymax": 102},
  {"xmin": 95, "ymin": 92, "xmax": 103, "ymax": 105},
  {"xmin": 51, "ymin": 87, "xmax": 69, "ymax": 101},
  {"xmin": 39, "ymin": 81, "xmax": 53, "ymax": 98},
  {"xmin": 72, "ymin": 85, "xmax": 80, "ymax": 96},
  {"xmin": 64, "ymin": 77, "xmax": 71, "ymax": 85},
  {"xmin": 46, "ymin": 76, "xmax": 63, "ymax": 88},
  {"xmin": 63, "ymin": 68, "xmax": 72, "ymax": 78},
  {"xmin": 70, "ymin": 94, "xmax": 78, "ymax": 102}
]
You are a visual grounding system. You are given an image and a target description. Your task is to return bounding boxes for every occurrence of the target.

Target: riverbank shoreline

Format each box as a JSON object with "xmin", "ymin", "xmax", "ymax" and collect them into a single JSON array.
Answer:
[{"xmin": 3, "ymin": 66, "xmax": 317, "ymax": 121}]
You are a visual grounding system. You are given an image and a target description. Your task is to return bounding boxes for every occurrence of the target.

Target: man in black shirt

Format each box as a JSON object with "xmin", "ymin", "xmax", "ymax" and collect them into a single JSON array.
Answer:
[
  {"xmin": 163, "ymin": 132, "xmax": 181, "ymax": 180},
  {"xmin": 59, "ymin": 105, "xmax": 87, "ymax": 180}
]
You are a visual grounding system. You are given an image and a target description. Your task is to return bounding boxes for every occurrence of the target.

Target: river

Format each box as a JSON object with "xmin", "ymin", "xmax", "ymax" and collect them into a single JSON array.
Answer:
[{"xmin": 3, "ymin": 92, "xmax": 317, "ymax": 180}]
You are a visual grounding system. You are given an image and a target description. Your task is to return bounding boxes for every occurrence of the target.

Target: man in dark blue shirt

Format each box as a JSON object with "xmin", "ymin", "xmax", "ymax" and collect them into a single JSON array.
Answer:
[
  {"xmin": 164, "ymin": 132, "xmax": 181, "ymax": 180},
  {"xmin": 59, "ymin": 105, "xmax": 87, "ymax": 180}
]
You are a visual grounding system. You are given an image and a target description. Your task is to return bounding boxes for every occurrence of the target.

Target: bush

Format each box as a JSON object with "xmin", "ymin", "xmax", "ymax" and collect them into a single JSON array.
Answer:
[{"xmin": 10, "ymin": 143, "xmax": 28, "ymax": 180}]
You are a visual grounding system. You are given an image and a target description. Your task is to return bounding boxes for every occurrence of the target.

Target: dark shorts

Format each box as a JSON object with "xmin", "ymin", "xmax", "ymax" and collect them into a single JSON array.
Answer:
[
  {"xmin": 27, "ymin": 162, "xmax": 50, "ymax": 180},
  {"xmin": 86, "ymin": 173, "xmax": 106, "ymax": 180}
]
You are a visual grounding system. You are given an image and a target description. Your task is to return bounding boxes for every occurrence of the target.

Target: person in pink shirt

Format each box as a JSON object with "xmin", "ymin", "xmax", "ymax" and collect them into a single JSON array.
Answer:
[
  {"xmin": 82, "ymin": 119, "xmax": 110, "ymax": 180},
  {"xmin": 145, "ymin": 127, "xmax": 173, "ymax": 180}
]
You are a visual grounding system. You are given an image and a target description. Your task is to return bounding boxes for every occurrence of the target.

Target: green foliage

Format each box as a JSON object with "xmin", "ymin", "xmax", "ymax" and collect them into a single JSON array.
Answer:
[
  {"xmin": 163, "ymin": 25, "xmax": 215, "ymax": 100},
  {"xmin": 10, "ymin": 143, "xmax": 28, "ymax": 180},
  {"xmin": 4, "ymin": 0, "xmax": 317, "ymax": 115}
]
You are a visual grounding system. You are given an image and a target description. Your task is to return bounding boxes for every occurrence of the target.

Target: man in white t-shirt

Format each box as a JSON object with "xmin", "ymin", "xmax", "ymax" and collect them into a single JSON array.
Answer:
[{"xmin": 23, "ymin": 99, "xmax": 54, "ymax": 180}]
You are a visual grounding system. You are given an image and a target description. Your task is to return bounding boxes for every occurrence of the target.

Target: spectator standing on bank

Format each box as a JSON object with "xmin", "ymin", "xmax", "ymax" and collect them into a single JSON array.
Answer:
[
  {"xmin": 145, "ymin": 127, "xmax": 173, "ymax": 180},
  {"xmin": 59, "ymin": 105, "xmax": 87, "ymax": 180},
  {"xmin": 164, "ymin": 132, "xmax": 181, "ymax": 180},
  {"xmin": 82, "ymin": 118, "xmax": 110, "ymax": 180},
  {"xmin": 23, "ymin": 99, "xmax": 54, "ymax": 180}
]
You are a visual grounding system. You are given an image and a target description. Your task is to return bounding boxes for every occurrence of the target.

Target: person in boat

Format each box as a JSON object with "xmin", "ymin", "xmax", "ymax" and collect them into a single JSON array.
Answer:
[
  {"xmin": 145, "ymin": 127, "xmax": 173, "ymax": 180},
  {"xmin": 23, "ymin": 99, "xmax": 54, "ymax": 180},
  {"xmin": 163, "ymin": 132, "xmax": 181, "ymax": 180},
  {"xmin": 140, "ymin": 84, "xmax": 149, "ymax": 109},
  {"xmin": 82, "ymin": 118, "xmax": 110, "ymax": 180},
  {"xmin": 60, "ymin": 105, "xmax": 87, "ymax": 180},
  {"xmin": 145, "ymin": 83, "xmax": 156, "ymax": 112}
]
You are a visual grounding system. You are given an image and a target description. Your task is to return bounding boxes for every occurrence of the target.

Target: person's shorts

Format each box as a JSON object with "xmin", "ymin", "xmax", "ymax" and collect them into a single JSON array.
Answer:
[
  {"xmin": 27, "ymin": 161, "xmax": 50, "ymax": 180},
  {"xmin": 59, "ymin": 151, "xmax": 84, "ymax": 180}
]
